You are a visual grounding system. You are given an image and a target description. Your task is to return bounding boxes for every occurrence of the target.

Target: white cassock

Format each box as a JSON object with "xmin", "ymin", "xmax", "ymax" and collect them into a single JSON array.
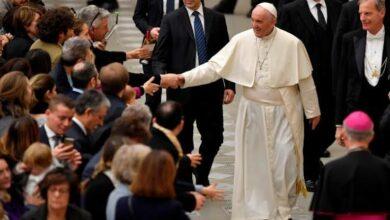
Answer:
[{"xmin": 181, "ymin": 27, "xmax": 320, "ymax": 220}]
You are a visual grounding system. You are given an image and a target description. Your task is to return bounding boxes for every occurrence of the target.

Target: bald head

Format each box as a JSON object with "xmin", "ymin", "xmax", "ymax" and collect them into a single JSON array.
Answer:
[
  {"xmin": 251, "ymin": 4, "xmax": 277, "ymax": 38},
  {"xmin": 100, "ymin": 63, "xmax": 129, "ymax": 96}
]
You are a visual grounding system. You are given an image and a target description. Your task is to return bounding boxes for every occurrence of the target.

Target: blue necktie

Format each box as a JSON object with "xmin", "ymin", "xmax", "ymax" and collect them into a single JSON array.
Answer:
[
  {"xmin": 193, "ymin": 11, "xmax": 207, "ymax": 65},
  {"xmin": 166, "ymin": 0, "xmax": 174, "ymax": 14}
]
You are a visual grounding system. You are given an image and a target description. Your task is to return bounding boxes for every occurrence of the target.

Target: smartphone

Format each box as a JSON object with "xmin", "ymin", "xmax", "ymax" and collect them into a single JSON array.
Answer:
[{"xmin": 63, "ymin": 138, "xmax": 74, "ymax": 147}]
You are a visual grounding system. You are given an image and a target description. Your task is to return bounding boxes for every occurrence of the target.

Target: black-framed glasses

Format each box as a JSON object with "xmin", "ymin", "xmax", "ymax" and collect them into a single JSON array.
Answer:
[{"xmin": 90, "ymin": 10, "xmax": 101, "ymax": 28}]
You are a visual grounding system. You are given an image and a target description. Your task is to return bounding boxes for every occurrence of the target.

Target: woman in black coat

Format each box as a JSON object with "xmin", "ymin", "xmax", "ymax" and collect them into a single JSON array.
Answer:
[
  {"xmin": 115, "ymin": 150, "xmax": 189, "ymax": 220},
  {"xmin": 3, "ymin": 6, "xmax": 41, "ymax": 60}
]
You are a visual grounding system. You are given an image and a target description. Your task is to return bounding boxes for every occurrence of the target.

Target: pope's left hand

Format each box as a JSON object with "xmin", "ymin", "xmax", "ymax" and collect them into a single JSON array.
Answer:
[
  {"xmin": 309, "ymin": 116, "xmax": 321, "ymax": 130},
  {"xmin": 223, "ymin": 89, "xmax": 235, "ymax": 104}
]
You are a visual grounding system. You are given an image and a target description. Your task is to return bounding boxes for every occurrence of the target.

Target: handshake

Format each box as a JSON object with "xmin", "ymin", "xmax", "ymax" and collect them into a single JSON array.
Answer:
[{"xmin": 160, "ymin": 73, "xmax": 185, "ymax": 89}]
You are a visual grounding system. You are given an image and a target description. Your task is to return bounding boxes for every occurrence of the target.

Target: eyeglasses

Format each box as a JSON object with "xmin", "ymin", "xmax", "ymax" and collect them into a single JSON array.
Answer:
[{"xmin": 90, "ymin": 10, "xmax": 101, "ymax": 28}]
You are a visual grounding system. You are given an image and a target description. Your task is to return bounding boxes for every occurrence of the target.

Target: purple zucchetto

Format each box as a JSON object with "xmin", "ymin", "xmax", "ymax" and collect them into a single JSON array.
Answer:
[{"xmin": 343, "ymin": 111, "xmax": 374, "ymax": 132}]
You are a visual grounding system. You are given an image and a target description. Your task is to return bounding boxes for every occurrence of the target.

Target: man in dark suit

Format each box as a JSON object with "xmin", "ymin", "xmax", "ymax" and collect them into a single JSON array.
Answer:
[
  {"xmin": 336, "ymin": 0, "xmax": 390, "ymax": 157},
  {"xmin": 77, "ymin": 5, "xmax": 150, "ymax": 71},
  {"xmin": 153, "ymin": 0, "xmax": 236, "ymax": 186},
  {"xmin": 332, "ymin": 0, "xmax": 390, "ymax": 92},
  {"xmin": 50, "ymin": 37, "xmax": 95, "ymax": 94},
  {"xmin": 66, "ymin": 62, "xmax": 100, "ymax": 100},
  {"xmin": 278, "ymin": 0, "xmax": 342, "ymax": 190},
  {"xmin": 133, "ymin": 0, "xmax": 184, "ymax": 114},
  {"xmin": 89, "ymin": 63, "xmax": 128, "ymax": 152},
  {"xmin": 39, "ymin": 95, "xmax": 81, "ymax": 168},
  {"xmin": 311, "ymin": 111, "xmax": 390, "ymax": 218},
  {"xmin": 66, "ymin": 90, "xmax": 110, "ymax": 174}
]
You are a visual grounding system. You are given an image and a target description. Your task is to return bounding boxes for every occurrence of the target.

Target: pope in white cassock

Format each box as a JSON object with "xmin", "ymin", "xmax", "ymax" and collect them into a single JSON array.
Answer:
[{"xmin": 161, "ymin": 3, "xmax": 321, "ymax": 220}]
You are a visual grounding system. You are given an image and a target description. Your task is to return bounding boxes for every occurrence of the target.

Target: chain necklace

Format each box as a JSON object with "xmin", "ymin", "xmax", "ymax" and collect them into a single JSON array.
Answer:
[
  {"xmin": 365, "ymin": 56, "xmax": 388, "ymax": 79},
  {"xmin": 256, "ymin": 31, "xmax": 276, "ymax": 72}
]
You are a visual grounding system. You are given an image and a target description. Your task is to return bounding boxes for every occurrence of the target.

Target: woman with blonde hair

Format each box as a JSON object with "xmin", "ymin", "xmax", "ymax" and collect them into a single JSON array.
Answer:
[{"xmin": 106, "ymin": 144, "xmax": 151, "ymax": 220}]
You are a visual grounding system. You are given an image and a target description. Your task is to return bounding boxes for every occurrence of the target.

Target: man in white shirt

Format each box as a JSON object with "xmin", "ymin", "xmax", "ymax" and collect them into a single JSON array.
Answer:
[
  {"xmin": 336, "ymin": 0, "xmax": 390, "ymax": 157},
  {"xmin": 39, "ymin": 95, "xmax": 82, "ymax": 169}
]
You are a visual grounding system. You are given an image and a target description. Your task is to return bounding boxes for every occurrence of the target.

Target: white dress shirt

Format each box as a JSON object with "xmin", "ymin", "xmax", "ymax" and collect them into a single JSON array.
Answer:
[
  {"xmin": 185, "ymin": 5, "xmax": 205, "ymax": 67},
  {"xmin": 307, "ymin": 0, "xmax": 328, "ymax": 23},
  {"xmin": 163, "ymin": 0, "xmax": 180, "ymax": 15},
  {"xmin": 365, "ymin": 26, "xmax": 385, "ymax": 86},
  {"xmin": 43, "ymin": 124, "xmax": 62, "ymax": 166}
]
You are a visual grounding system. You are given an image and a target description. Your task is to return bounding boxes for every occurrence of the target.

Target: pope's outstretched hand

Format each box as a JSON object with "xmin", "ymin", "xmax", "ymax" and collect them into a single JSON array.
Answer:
[{"xmin": 160, "ymin": 74, "xmax": 185, "ymax": 89}]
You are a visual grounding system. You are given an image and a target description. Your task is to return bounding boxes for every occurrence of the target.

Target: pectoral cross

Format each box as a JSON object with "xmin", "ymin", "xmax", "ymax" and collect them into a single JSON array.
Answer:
[{"xmin": 371, "ymin": 69, "xmax": 380, "ymax": 78}]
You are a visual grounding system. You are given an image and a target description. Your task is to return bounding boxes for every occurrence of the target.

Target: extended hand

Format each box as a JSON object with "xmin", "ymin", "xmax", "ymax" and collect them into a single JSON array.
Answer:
[
  {"xmin": 189, "ymin": 191, "xmax": 206, "ymax": 211},
  {"xmin": 187, "ymin": 153, "xmax": 202, "ymax": 168},
  {"xmin": 150, "ymin": 27, "xmax": 160, "ymax": 40},
  {"xmin": 335, "ymin": 126, "xmax": 345, "ymax": 146},
  {"xmin": 201, "ymin": 183, "xmax": 224, "ymax": 200},
  {"xmin": 142, "ymin": 76, "xmax": 160, "ymax": 95},
  {"xmin": 126, "ymin": 47, "xmax": 151, "ymax": 59},
  {"xmin": 309, "ymin": 116, "xmax": 320, "ymax": 130},
  {"xmin": 223, "ymin": 89, "xmax": 235, "ymax": 104},
  {"xmin": 160, "ymin": 74, "xmax": 185, "ymax": 89}
]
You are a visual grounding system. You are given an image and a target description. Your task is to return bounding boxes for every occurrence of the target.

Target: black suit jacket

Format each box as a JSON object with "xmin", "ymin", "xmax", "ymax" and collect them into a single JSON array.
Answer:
[
  {"xmin": 278, "ymin": 0, "xmax": 341, "ymax": 100},
  {"xmin": 90, "ymin": 94, "xmax": 126, "ymax": 152},
  {"xmin": 50, "ymin": 62, "xmax": 72, "ymax": 94},
  {"xmin": 92, "ymin": 47, "xmax": 127, "ymax": 71},
  {"xmin": 65, "ymin": 90, "xmax": 82, "ymax": 100},
  {"xmin": 336, "ymin": 29, "xmax": 390, "ymax": 124},
  {"xmin": 152, "ymin": 6, "xmax": 235, "ymax": 104},
  {"xmin": 22, "ymin": 204, "xmax": 91, "ymax": 220},
  {"xmin": 66, "ymin": 121, "xmax": 95, "ymax": 156},
  {"xmin": 38, "ymin": 126, "xmax": 50, "ymax": 146},
  {"xmin": 331, "ymin": 0, "xmax": 360, "ymax": 92},
  {"xmin": 133, "ymin": 0, "xmax": 184, "ymax": 35},
  {"xmin": 310, "ymin": 150, "xmax": 390, "ymax": 217}
]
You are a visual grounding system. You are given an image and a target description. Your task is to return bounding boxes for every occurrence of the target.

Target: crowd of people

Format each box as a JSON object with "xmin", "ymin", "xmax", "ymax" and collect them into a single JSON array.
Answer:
[{"xmin": 0, "ymin": 0, "xmax": 388, "ymax": 219}]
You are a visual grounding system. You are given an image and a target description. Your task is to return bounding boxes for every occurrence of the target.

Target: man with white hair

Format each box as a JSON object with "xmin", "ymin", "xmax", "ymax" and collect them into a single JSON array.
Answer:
[
  {"xmin": 161, "ymin": 3, "xmax": 321, "ymax": 219},
  {"xmin": 77, "ymin": 5, "xmax": 150, "ymax": 70}
]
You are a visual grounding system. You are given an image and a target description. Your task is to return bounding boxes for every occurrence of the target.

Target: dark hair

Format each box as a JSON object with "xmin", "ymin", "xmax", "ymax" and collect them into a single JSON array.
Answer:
[
  {"xmin": 93, "ymin": 135, "xmax": 134, "ymax": 177},
  {"xmin": 48, "ymin": 94, "xmax": 75, "ymax": 111},
  {"xmin": 155, "ymin": 101, "xmax": 183, "ymax": 130},
  {"xmin": 37, "ymin": 8, "xmax": 75, "ymax": 44},
  {"xmin": 39, "ymin": 167, "xmax": 78, "ymax": 201},
  {"xmin": 0, "ymin": 58, "xmax": 31, "ymax": 78},
  {"xmin": 100, "ymin": 63, "xmax": 129, "ymax": 95},
  {"xmin": 0, "ymin": 71, "xmax": 31, "ymax": 118},
  {"xmin": 111, "ymin": 116, "xmax": 152, "ymax": 144},
  {"xmin": 25, "ymin": 49, "xmax": 51, "ymax": 75},
  {"xmin": 1, "ymin": 115, "xmax": 39, "ymax": 161},
  {"xmin": 29, "ymin": 74, "xmax": 55, "ymax": 109},
  {"xmin": 12, "ymin": 6, "xmax": 42, "ymax": 36},
  {"xmin": 75, "ymin": 89, "xmax": 110, "ymax": 115},
  {"xmin": 131, "ymin": 150, "xmax": 176, "ymax": 199},
  {"xmin": 73, "ymin": 19, "xmax": 86, "ymax": 36},
  {"xmin": 72, "ymin": 62, "xmax": 97, "ymax": 89}
]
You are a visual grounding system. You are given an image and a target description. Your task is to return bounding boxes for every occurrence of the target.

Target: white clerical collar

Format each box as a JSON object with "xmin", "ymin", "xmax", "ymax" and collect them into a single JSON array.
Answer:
[
  {"xmin": 307, "ymin": 0, "xmax": 326, "ymax": 10},
  {"xmin": 72, "ymin": 117, "xmax": 87, "ymax": 135},
  {"xmin": 186, "ymin": 4, "xmax": 204, "ymax": 17},
  {"xmin": 367, "ymin": 25, "xmax": 385, "ymax": 40}
]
